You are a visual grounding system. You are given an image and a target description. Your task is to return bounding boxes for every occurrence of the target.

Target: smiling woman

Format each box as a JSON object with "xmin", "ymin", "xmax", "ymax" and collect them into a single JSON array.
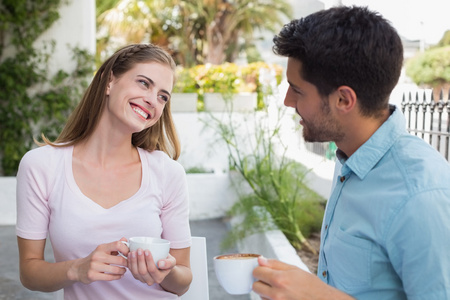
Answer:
[
  {"xmin": 105, "ymin": 62, "xmax": 174, "ymax": 132},
  {"xmin": 15, "ymin": 44, "xmax": 193, "ymax": 299}
]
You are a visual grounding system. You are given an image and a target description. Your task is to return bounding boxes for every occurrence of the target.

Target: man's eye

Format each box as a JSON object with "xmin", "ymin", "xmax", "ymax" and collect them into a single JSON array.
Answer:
[{"xmin": 291, "ymin": 87, "xmax": 303, "ymax": 95}]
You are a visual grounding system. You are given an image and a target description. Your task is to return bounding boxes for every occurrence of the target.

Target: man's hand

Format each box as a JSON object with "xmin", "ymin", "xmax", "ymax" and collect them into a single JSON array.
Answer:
[{"xmin": 252, "ymin": 256, "xmax": 353, "ymax": 300}]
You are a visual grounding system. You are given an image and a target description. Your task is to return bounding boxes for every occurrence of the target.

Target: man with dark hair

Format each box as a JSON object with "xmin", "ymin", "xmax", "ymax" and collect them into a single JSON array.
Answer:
[{"xmin": 252, "ymin": 6, "xmax": 450, "ymax": 300}]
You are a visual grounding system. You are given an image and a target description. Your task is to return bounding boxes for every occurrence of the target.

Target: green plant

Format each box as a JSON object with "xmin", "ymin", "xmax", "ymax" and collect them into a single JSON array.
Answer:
[
  {"xmin": 200, "ymin": 63, "xmax": 240, "ymax": 95},
  {"xmin": 185, "ymin": 166, "xmax": 214, "ymax": 174},
  {"xmin": 205, "ymin": 104, "xmax": 325, "ymax": 254},
  {"xmin": 176, "ymin": 62, "xmax": 284, "ymax": 110},
  {"xmin": 0, "ymin": 0, "xmax": 94, "ymax": 175},
  {"xmin": 173, "ymin": 66, "xmax": 198, "ymax": 93}
]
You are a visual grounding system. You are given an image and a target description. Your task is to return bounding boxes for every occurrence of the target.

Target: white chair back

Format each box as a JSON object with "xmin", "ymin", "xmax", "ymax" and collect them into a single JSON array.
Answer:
[{"xmin": 181, "ymin": 236, "xmax": 210, "ymax": 300}]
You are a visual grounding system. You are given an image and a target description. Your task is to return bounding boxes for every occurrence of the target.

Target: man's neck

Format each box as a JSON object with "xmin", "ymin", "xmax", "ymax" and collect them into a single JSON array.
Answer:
[{"xmin": 336, "ymin": 108, "xmax": 392, "ymax": 158}]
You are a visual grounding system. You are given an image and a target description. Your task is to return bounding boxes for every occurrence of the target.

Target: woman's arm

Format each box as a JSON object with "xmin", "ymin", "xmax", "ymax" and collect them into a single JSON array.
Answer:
[
  {"xmin": 18, "ymin": 237, "xmax": 129, "ymax": 292},
  {"xmin": 160, "ymin": 247, "xmax": 192, "ymax": 295}
]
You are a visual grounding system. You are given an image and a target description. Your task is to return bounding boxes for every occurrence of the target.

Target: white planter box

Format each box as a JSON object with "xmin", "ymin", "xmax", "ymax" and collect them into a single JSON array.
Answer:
[
  {"xmin": 187, "ymin": 173, "xmax": 239, "ymax": 220},
  {"xmin": 204, "ymin": 92, "xmax": 257, "ymax": 112},
  {"xmin": 171, "ymin": 93, "xmax": 198, "ymax": 112},
  {"xmin": 0, "ymin": 177, "xmax": 17, "ymax": 225}
]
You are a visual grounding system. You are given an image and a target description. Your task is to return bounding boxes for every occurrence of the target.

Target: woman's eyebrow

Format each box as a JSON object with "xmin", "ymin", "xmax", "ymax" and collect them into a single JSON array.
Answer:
[{"xmin": 138, "ymin": 74, "xmax": 171, "ymax": 95}]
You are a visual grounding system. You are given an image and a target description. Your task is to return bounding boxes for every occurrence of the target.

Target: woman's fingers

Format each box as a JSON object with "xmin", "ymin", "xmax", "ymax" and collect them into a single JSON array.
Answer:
[{"xmin": 127, "ymin": 248, "xmax": 173, "ymax": 285}]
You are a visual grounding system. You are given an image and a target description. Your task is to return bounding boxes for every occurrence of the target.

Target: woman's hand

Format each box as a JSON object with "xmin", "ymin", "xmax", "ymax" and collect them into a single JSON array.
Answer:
[
  {"xmin": 68, "ymin": 238, "xmax": 129, "ymax": 284},
  {"xmin": 127, "ymin": 249, "xmax": 176, "ymax": 286}
]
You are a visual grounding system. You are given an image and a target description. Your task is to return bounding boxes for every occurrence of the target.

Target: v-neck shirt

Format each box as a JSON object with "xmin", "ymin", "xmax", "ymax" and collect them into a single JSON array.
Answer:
[{"xmin": 16, "ymin": 145, "xmax": 191, "ymax": 299}]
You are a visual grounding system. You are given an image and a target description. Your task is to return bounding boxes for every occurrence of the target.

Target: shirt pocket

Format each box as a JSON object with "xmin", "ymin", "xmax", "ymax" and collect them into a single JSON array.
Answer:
[{"xmin": 327, "ymin": 227, "xmax": 372, "ymax": 292}]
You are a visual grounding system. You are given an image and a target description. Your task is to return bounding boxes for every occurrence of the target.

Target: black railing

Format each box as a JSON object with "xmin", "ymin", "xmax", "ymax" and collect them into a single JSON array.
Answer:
[{"xmin": 401, "ymin": 89, "xmax": 450, "ymax": 162}]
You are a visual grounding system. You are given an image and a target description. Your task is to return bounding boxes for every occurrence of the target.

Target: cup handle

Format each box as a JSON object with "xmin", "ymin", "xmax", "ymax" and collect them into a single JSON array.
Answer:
[{"xmin": 118, "ymin": 241, "xmax": 129, "ymax": 259}]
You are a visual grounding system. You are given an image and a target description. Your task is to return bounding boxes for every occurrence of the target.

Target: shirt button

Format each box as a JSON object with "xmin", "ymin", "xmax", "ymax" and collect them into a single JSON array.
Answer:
[
  {"xmin": 340, "ymin": 176, "xmax": 345, "ymax": 183},
  {"xmin": 322, "ymin": 270, "xmax": 327, "ymax": 278},
  {"xmin": 325, "ymin": 225, "xmax": 328, "ymax": 230}
]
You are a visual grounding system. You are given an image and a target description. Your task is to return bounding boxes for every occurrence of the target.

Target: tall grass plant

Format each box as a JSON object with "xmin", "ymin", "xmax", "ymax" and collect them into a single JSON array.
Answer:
[{"xmin": 204, "ymin": 97, "xmax": 325, "ymax": 254}]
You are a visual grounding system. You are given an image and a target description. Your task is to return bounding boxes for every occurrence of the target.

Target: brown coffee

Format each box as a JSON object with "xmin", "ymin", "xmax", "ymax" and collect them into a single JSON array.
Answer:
[{"xmin": 216, "ymin": 253, "xmax": 260, "ymax": 260}]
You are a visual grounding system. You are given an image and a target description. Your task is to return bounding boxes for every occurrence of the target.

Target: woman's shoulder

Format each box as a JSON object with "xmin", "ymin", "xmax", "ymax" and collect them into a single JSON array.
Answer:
[
  {"xmin": 139, "ymin": 148, "xmax": 185, "ymax": 174},
  {"xmin": 22, "ymin": 144, "xmax": 65, "ymax": 160},
  {"xmin": 19, "ymin": 145, "xmax": 69, "ymax": 173}
]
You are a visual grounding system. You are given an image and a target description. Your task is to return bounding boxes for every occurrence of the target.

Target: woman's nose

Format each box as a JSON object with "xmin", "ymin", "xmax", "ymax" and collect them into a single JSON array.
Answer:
[{"xmin": 143, "ymin": 92, "xmax": 157, "ymax": 106}]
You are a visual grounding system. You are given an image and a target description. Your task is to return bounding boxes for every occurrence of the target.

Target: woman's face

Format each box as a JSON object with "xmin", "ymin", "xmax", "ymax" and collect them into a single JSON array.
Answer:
[{"xmin": 105, "ymin": 62, "xmax": 174, "ymax": 134}]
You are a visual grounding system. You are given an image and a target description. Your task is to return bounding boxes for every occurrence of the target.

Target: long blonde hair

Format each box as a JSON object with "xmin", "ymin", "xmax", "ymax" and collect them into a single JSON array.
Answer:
[{"xmin": 41, "ymin": 43, "xmax": 181, "ymax": 160}]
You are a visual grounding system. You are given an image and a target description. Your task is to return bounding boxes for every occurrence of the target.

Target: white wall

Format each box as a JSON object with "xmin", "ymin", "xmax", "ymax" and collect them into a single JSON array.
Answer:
[
  {"xmin": 34, "ymin": 0, "xmax": 96, "ymax": 78},
  {"xmin": 0, "ymin": 110, "xmax": 334, "ymax": 224}
]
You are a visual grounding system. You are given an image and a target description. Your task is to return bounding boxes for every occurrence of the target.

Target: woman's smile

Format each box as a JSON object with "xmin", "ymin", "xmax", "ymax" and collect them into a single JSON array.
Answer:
[{"xmin": 130, "ymin": 103, "xmax": 151, "ymax": 121}]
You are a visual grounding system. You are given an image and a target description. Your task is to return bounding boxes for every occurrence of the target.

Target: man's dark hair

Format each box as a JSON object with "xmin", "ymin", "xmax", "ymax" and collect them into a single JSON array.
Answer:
[{"xmin": 273, "ymin": 6, "xmax": 403, "ymax": 116}]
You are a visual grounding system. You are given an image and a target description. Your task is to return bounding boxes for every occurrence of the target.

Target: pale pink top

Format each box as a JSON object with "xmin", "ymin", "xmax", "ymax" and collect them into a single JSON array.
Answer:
[{"xmin": 16, "ymin": 145, "xmax": 191, "ymax": 299}]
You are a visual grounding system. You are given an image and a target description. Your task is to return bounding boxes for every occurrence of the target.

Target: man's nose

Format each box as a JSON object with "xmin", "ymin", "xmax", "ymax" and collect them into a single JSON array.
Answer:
[{"xmin": 284, "ymin": 94, "xmax": 295, "ymax": 108}]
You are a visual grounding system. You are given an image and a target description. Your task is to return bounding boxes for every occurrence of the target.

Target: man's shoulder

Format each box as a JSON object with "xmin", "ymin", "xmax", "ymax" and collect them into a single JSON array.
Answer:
[{"xmin": 389, "ymin": 134, "xmax": 450, "ymax": 189}]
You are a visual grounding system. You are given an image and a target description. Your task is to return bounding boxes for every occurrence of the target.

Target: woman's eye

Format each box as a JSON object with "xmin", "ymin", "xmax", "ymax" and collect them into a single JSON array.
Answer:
[
  {"xmin": 159, "ymin": 94, "xmax": 169, "ymax": 102},
  {"xmin": 138, "ymin": 80, "xmax": 149, "ymax": 88}
]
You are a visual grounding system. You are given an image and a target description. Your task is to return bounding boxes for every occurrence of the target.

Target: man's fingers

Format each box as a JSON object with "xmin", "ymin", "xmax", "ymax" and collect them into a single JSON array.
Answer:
[
  {"xmin": 253, "ymin": 279, "xmax": 273, "ymax": 299},
  {"xmin": 257, "ymin": 257, "xmax": 295, "ymax": 270}
]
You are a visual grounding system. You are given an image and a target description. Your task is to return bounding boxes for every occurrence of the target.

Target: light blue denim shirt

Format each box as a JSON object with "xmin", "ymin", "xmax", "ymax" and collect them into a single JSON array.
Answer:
[{"xmin": 318, "ymin": 105, "xmax": 450, "ymax": 299}]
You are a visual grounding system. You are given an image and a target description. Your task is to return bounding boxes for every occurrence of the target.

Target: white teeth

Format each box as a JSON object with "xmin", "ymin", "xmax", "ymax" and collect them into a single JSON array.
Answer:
[{"xmin": 132, "ymin": 106, "xmax": 148, "ymax": 119}]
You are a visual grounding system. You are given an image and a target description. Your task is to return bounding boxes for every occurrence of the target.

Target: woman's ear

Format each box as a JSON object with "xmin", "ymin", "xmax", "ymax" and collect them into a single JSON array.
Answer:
[
  {"xmin": 335, "ymin": 86, "xmax": 357, "ymax": 114},
  {"xmin": 105, "ymin": 71, "xmax": 114, "ymax": 96}
]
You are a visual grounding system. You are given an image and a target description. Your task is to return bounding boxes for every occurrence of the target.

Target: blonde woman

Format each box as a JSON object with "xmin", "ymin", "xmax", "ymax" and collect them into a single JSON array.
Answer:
[{"xmin": 16, "ymin": 44, "xmax": 192, "ymax": 299}]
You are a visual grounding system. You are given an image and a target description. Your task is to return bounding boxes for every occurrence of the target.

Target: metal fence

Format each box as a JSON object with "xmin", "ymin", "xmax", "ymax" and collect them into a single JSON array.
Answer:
[{"xmin": 401, "ymin": 89, "xmax": 450, "ymax": 162}]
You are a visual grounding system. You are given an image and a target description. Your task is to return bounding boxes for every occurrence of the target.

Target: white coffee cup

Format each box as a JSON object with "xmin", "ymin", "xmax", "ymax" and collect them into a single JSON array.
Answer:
[
  {"xmin": 118, "ymin": 237, "xmax": 170, "ymax": 266},
  {"xmin": 213, "ymin": 253, "xmax": 260, "ymax": 295}
]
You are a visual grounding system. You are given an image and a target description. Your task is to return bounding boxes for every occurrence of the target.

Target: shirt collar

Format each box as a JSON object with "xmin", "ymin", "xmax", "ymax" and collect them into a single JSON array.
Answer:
[{"xmin": 336, "ymin": 105, "xmax": 406, "ymax": 180}]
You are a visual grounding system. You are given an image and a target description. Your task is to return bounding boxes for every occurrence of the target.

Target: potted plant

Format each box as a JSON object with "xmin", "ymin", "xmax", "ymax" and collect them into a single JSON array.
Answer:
[
  {"xmin": 171, "ymin": 67, "xmax": 199, "ymax": 112},
  {"xmin": 199, "ymin": 63, "xmax": 257, "ymax": 112},
  {"xmin": 172, "ymin": 62, "xmax": 284, "ymax": 113}
]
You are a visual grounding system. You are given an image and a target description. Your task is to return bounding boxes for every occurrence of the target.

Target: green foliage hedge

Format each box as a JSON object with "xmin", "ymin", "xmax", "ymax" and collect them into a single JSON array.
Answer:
[
  {"xmin": 0, "ymin": 0, "xmax": 94, "ymax": 175},
  {"xmin": 406, "ymin": 46, "xmax": 450, "ymax": 87}
]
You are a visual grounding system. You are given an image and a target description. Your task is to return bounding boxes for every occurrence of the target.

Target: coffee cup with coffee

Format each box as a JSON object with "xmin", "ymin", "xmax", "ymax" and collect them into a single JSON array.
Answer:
[
  {"xmin": 213, "ymin": 253, "xmax": 261, "ymax": 295},
  {"xmin": 118, "ymin": 237, "xmax": 170, "ymax": 266}
]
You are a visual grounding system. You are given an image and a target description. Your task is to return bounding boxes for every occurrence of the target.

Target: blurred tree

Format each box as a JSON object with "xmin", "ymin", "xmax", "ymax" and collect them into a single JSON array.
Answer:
[
  {"xmin": 406, "ymin": 31, "xmax": 450, "ymax": 95},
  {"xmin": 96, "ymin": 0, "xmax": 178, "ymax": 65},
  {"xmin": 96, "ymin": 0, "xmax": 121, "ymax": 17},
  {"xmin": 96, "ymin": 0, "xmax": 292, "ymax": 66},
  {"xmin": 435, "ymin": 30, "xmax": 450, "ymax": 48}
]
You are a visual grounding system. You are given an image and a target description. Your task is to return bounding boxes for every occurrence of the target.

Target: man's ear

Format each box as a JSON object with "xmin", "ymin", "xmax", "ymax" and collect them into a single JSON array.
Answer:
[{"xmin": 335, "ymin": 85, "xmax": 357, "ymax": 114}]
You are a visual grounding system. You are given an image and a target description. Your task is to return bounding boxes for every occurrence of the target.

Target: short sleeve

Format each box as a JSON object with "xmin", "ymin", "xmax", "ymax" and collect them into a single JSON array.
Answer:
[
  {"xmin": 15, "ymin": 146, "xmax": 57, "ymax": 240},
  {"xmin": 159, "ymin": 157, "xmax": 191, "ymax": 249}
]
